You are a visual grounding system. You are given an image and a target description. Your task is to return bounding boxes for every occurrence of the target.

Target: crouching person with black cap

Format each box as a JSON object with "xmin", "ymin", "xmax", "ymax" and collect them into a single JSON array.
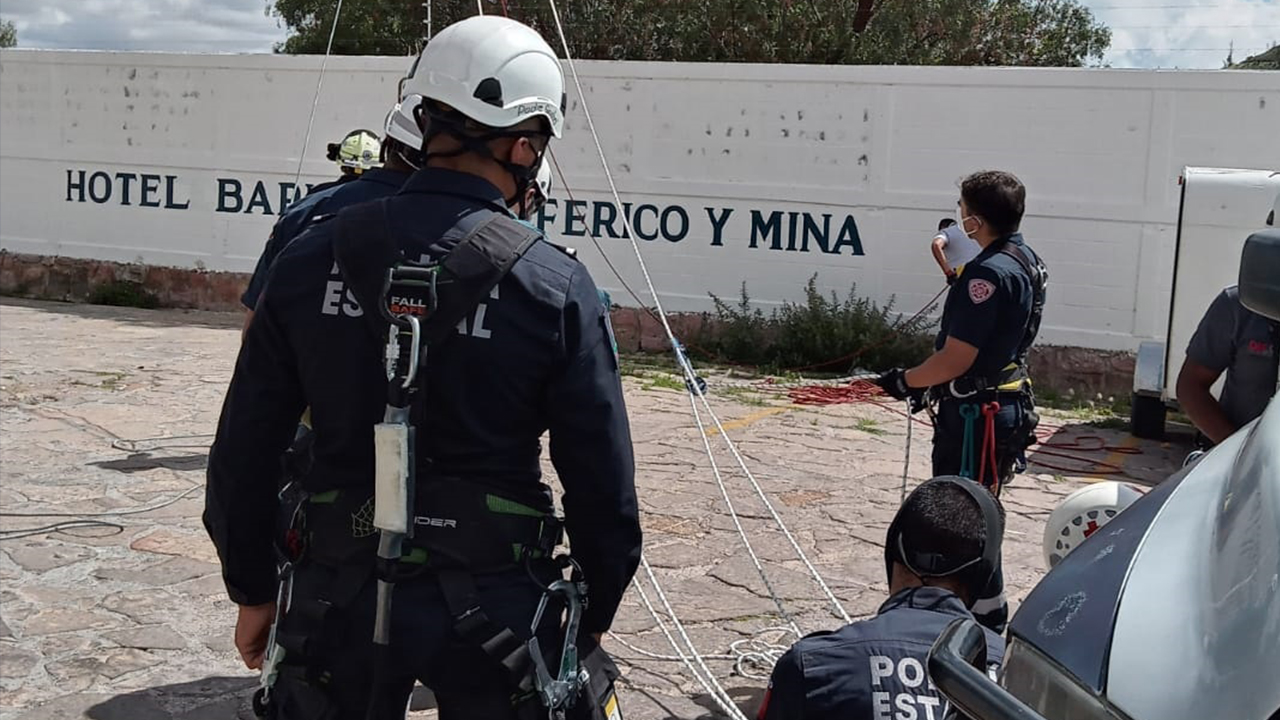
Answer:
[{"xmin": 757, "ymin": 477, "xmax": 1005, "ymax": 720}]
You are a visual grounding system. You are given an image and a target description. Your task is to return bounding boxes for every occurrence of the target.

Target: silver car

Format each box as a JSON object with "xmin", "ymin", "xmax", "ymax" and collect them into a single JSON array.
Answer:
[{"xmin": 928, "ymin": 228, "xmax": 1280, "ymax": 720}]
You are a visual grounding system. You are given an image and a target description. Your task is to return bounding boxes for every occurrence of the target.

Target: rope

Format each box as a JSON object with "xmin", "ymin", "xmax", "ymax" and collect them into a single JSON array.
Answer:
[
  {"xmin": 786, "ymin": 378, "xmax": 885, "ymax": 406},
  {"xmin": 686, "ymin": 357, "xmax": 854, "ymax": 623},
  {"xmin": 685, "ymin": 387, "xmax": 801, "ymax": 637},
  {"xmin": 634, "ymin": 561, "xmax": 750, "ymax": 720},
  {"xmin": 292, "ymin": 0, "xmax": 346, "ymax": 189},
  {"xmin": 111, "ymin": 433, "xmax": 214, "ymax": 452},
  {"xmin": 0, "ymin": 483, "xmax": 203, "ymax": 520},
  {"xmin": 544, "ymin": 1, "xmax": 853, "ymax": 708},
  {"xmin": 0, "ymin": 433, "xmax": 207, "ymax": 540},
  {"xmin": 544, "ymin": 0, "xmax": 850, "ymax": 617},
  {"xmin": 729, "ymin": 627, "xmax": 801, "ymax": 680},
  {"xmin": 978, "ymin": 401, "xmax": 1000, "ymax": 494},
  {"xmin": 958, "ymin": 403, "xmax": 979, "ymax": 480},
  {"xmin": 606, "ymin": 631, "xmax": 733, "ymax": 662},
  {"xmin": 0, "ymin": 520, "xmax": 124, "ymax": 541},
  {"xmin": 901, "ymin": 397, "xmax": 913, "ymax": 503},
  {"xmin": 546, "ymin": 150, "xmax": 652, "ymax": 311}
]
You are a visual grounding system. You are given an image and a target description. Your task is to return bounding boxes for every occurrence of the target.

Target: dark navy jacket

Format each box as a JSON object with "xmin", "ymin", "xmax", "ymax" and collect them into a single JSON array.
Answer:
[
  {"xmin": 759, "ymin": 587, "xmax": 1005, "ymax": 720},
  {"xmin": 205, "ymin": 168, "xmax": 641, "ymax": 634},
  {"xmin": 935, "ymin": 233, "xmax": 1042, "ymax": 379},
  {"xmin": 240, "ymin": 168, "xmax": 410, "ymax": 311}
]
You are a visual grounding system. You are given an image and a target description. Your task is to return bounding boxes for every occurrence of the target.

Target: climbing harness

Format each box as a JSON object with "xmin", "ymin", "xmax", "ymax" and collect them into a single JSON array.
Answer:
[
  {"xmin": 326, "ymin": 197, "xmax": 613, "ymax": 717},
  {"xmin": 996, "ymin": 240, "xmax": 1049, "ymax": 367}
]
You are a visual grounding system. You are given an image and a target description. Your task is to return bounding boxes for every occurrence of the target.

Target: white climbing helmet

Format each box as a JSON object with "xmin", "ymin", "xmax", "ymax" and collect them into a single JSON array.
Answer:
[
  {"xmin": 1042, "ymin": 482, "xmax": 1143, "ymax": 569},
  {"xmin": 384, "ymin": 94, "xmax": 424, "ymax": 152},
  {"xmin": 402, "ymin": 16, "xmax": 565, "ymax": 138}
]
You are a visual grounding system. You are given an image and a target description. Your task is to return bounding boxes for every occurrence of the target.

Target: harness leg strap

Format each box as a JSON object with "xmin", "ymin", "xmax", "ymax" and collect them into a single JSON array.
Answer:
[{"xmin": 437, "ymin": 569, "xmax": 535, "ymax": 693}]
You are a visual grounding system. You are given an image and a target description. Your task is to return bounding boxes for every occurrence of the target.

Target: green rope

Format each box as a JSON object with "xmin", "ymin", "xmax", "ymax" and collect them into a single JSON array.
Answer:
[{"xmin": 958, "ymin": 403, "xmax": 980, "ymax": 480}]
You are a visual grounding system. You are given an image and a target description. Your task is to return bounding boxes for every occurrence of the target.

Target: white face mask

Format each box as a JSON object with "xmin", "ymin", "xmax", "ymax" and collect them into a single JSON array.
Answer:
[{"xmin": 956, "ymin": 208, "xmax": 979, "ymax": 238}]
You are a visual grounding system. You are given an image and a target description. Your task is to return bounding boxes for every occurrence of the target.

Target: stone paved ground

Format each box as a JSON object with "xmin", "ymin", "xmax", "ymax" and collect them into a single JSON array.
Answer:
[{"xmin": 0, "ymin": 298, "xmax": 1188, "ymax": 719}]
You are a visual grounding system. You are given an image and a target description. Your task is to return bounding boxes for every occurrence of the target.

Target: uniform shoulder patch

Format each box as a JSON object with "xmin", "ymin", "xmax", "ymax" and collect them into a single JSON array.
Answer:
[{"xmin": 968, "ymin": 278, "xmax": 997, "ymax": 304}]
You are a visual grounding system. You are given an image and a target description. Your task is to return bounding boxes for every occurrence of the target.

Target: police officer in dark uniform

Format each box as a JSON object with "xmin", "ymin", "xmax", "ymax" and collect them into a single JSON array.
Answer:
[
  {"xmin": 877, "ymin": 170, "xmax": 1047, "ymax": 633},
  {"xmin": 758, "ymin": 476, "xmax": 1005, "ymax": 720},
  {"xmin": 204, "ymin": 16, "xmax": 641, "ymax": 719},
  {"xmin": 240, "ymin": 106, "xmax": 424, "ymax": 330}
]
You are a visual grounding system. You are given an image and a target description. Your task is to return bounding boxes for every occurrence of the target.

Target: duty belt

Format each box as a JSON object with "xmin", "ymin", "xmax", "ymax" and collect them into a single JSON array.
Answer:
[{"xmin": 934, "ymin": 363, "xmax": 1031, "ymax": 401}]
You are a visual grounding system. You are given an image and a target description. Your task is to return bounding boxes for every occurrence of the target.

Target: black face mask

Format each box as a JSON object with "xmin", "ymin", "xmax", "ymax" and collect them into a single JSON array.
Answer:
[{"xmin": 417, "ymin": 104, "xmax": 548, "ymax": 208}]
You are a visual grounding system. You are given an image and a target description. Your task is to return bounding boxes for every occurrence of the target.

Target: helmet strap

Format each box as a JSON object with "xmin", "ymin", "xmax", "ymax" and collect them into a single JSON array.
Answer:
[{"xmin": 420, "ymin": 105, "xmax": 548, "ymax": 207}]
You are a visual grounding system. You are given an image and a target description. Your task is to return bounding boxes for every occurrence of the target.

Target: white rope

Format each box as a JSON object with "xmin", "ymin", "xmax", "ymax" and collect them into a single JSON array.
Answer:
[
  {"xmin": 543, "ymin": 0, "xmax": 851, "ymax": 626},
  {"xmin": 292, "ymin": 0, "xmax": 346, "ymax": 189},
  {"xmin": 728, "ymin": 626, "xmax": 800, "ymax": 680},
  {"xmin": 636, "ymin": 558, "xmax": 750, "ymax": 720},
  {"xmin": 476, "ymin": 0, "xmax": 484, "ymax": 14},
  {"xmin": 686, "ymin": 364, "xmax": 854, "ymax": 623},
  {"xmin": 606, "ymin": 631, "xmax": 733, "ymax": 662},
  {"xmin": 686, "ymin": 387, "xmax": 802, "ymax": 637},
  {"xmin": 608, "ymin": 625, "xmax": 798, "ymax": 682},
  {"xmin": 901, "ymin": 398, "xmax": 914, "ymax": 503}
]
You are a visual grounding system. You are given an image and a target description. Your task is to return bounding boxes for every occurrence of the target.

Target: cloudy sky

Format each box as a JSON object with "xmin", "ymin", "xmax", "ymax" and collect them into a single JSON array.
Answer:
[{"xmin": 1, "ymin": 0, "xmax": 1276, "ymax": 68}]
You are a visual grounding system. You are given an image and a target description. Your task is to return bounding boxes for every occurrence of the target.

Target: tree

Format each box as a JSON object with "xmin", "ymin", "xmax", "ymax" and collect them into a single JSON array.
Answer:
[
  {"xmin": 0, "ymin": 19, "xmax": 17, "ymax": 48},
  {"xmin": 271, "ymin": 0, "xmax": 427, "ymax": 56},
  {"xmin": 1229, "ymin": 44, "xmax": 1280, "ymax": 70},
  {"xmin": 271, "ymin": 0, "xmax": 1110, "ymax": 68}
]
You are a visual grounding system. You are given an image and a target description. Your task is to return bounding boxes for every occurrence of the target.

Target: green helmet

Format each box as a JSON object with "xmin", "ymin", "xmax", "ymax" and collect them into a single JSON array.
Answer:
[{"xmin": 326, "ymin": 129, "xmax": 382, "ymax": 173}]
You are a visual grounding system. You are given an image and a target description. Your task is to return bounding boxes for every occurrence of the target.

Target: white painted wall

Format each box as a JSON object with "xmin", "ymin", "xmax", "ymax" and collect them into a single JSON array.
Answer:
[{"xmin": 2, "ymin": 49, "xmax": 1279, "ymax": 351}]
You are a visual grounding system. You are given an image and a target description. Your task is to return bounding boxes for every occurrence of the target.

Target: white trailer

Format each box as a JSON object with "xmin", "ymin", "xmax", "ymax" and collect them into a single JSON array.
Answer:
[{"xmin": 1130, "ymin": 166, "xmax": 1280, "ymax": 438}]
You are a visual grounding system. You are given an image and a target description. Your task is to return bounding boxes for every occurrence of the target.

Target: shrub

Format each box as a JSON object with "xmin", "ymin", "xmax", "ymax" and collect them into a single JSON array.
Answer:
[
  {"xmin": 693, "ymin": 275, "xmax": 937, "ymax": 373},
  {"xmin": 86, "ymin": 280, "xmax": 161, "ymax": 309}
]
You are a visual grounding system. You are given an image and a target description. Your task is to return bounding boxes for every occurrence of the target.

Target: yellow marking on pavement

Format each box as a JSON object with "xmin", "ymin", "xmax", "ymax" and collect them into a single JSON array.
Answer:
[
  {"xmin": 1082, "ymin": 434, "xmax": 1140, "ymax": 484},
  {"xmin": 705, "ymin": 406, "xmax": 791, "ymax": 436}
]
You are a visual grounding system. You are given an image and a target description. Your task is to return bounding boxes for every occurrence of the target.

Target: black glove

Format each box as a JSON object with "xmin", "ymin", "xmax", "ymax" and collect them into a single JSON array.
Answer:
[
  {"xmin": 876, "ymin": 368, "xmax": 912, "ymax": 400},
  {"xmin": 945, "ymin": 270, "xmax": 958, "ymax": 286}
]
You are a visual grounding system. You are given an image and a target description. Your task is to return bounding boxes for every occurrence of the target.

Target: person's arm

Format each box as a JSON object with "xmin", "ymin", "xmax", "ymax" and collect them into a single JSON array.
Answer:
[
  {"xmin": 240, "ymin": 226, "xmax": 285, "ymax": 339},
  {"xmin": 905, "ymin": 335, "xmax": 980, "ymax": 388},
  {"xmin": 204, "ymin": 278, "xmax": 306, "ymax": 608},
  {"xmin": 758, "ymin": 648, "xmax": 806, "ymax": 720},
  {"xmin": 1178, "ymin": 288, "xmax": 1241, "ymax": 444},
  {"xmin": 904, "ymin": 267, "xmax": 1001, "ymax": 388},
  {"xmin": 1177, "ymin": 359, "xmax": 1234, "ymax": 444},
  {"xmin": 931, "ymin": 233, "xmax": 954, "ymax": 278},
  {"xmin": 546, "ymin": 265, "xmax": 641, "ymax": 636}
]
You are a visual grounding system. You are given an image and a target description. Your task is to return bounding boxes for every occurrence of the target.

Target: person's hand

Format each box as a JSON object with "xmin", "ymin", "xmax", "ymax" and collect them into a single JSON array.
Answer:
[
  {"xmin": 875, "ymin": 368, "xmax": 912, "ymax": 401},
  {"xmin": 876, "ymin": 369, "xmax": 928, "ymax": 412},
  {"xmin": 235, "ymin": 602, "xmax": 277, "ymax": 670},
  {"xmin": 945, "ymin": 269, "xmax": 958, "ymax": 286}
]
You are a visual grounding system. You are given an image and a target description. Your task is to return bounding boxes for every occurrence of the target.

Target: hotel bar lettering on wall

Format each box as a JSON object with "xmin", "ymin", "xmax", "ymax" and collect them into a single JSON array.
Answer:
[{"xmin": 64, "ymin": 168, "xmax": 866, "ymax": 257}]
